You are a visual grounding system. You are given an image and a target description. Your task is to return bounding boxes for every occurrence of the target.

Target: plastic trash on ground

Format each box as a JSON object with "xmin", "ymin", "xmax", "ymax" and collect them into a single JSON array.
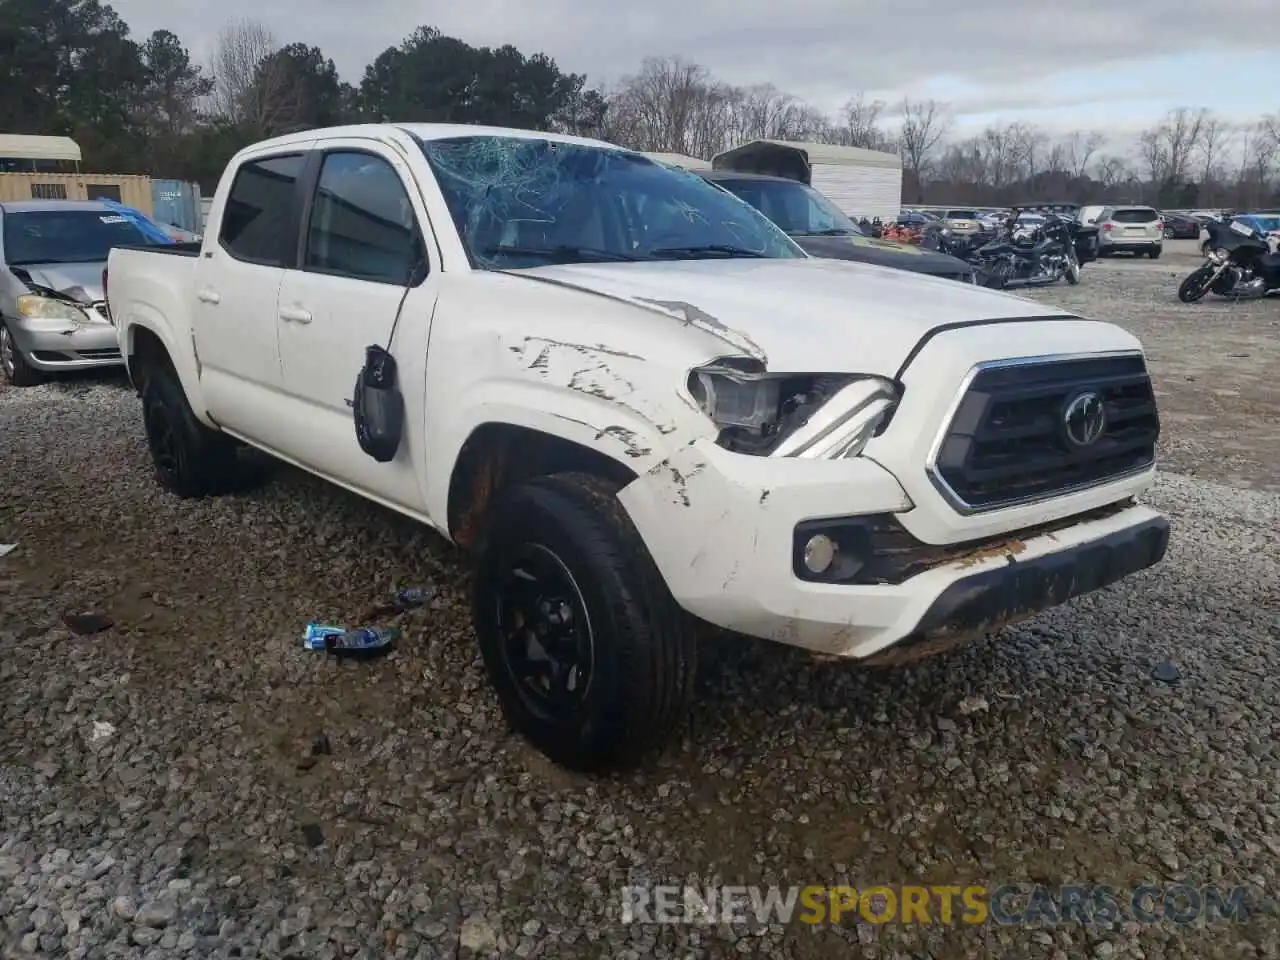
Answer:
[
  {"xmin": 302, "ymin": 623, "xmax": 398, "ymax": 658},
  {"xmin": 0, "ymin": 544, "xmax": 16, "ymax": 558}
]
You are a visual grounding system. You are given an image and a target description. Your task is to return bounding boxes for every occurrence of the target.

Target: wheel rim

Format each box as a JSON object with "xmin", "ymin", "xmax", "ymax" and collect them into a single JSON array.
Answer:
[
  {"xmin": 0, "ymin": 326, "xmax": 15, "ymax": 379},
  {"xmin": 143, "ymin": 398, "xmax": 182, "ymax": 484},
  {"xmin": 494, "ymin": 543, "xmax": 595, "ymax": 722}
]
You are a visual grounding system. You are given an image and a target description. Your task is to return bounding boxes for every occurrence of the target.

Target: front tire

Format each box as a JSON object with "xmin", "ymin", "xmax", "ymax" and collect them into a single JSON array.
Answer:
[
  {"xmin": 0, "ymin": 321, "xmax": 43, "ymax": 387},
  {"xmin": 473, "ymin": 472, "xmax": 697, "ymax": 772},
  {"xmin": 141, "ymin": 365, "xmax": 242, "ymax": 497},
  {"xmin": 1178, "ymin": 266, "xmax": 1214, "ymax": 303}
]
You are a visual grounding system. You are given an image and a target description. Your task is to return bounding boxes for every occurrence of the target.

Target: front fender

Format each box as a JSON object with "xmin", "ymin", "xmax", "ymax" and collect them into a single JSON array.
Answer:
[{"xmin": 424, "ymin": 336, "xmax": 716, "ymax": 525}]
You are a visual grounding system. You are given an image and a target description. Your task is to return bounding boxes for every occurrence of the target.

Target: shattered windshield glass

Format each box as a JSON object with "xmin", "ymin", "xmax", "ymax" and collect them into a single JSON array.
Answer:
[{"xmin": 417, "ymin": 135, "xmax": 804, "ymax": 268}]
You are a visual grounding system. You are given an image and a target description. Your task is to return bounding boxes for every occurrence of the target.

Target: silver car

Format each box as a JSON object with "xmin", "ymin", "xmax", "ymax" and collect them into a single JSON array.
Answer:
[
  {"xmin": 0, "ymin": 200, "xmax": 161, "ymax": 386},
  {"xmin": 1095, "ymin": 205, "xmax": 1163, "ymax": 258}
]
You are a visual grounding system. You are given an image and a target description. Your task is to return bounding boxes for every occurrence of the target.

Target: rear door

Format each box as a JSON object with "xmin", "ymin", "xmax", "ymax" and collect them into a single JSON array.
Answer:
[
  {"xmin": 194, "ymin": 147, "xmax": 313, "ymax": 439},
  {"xmin": 274, "ymin": 139, "xmax": 438, "ymax": 511}
]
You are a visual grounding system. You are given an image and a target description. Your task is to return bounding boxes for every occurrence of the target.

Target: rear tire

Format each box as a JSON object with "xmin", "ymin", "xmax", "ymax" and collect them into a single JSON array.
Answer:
[
  {"xmin": 0, "ymin": 321, "xmax": 43, "ymax": 387},
  {"xmin": 473, "ymin": 472, "xmax": 697, "ymax": 772},
  {"xmin": 1148, "ymin": 246, "xmax": 1162, "ymax": 259},
  {"xmin": 1178, "ymin": 266, "xmax": 1213, "ymax": 303},
  {"xmin": 141, "ymin": 365, "xmax": 243, "ymax": 497}
]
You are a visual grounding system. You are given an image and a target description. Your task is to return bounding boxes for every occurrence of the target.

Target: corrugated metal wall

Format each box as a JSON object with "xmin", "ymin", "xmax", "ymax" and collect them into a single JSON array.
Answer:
[
  {"xmin": 150, "ymin": 179, "xmax": 201, "ymax": 232},
  {"xmin": 0, "ymin": 173, "xmax": 153, "ymax": 213}
]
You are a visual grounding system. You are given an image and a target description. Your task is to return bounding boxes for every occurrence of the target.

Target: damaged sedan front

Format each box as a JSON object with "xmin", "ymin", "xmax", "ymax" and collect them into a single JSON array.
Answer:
[{"xmin": 0, "ymin": 200, "xmax": 170, "ymax": 385}]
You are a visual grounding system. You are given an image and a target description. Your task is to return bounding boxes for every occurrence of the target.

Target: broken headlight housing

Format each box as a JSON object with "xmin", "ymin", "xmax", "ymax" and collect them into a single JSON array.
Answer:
[
  {"xmin": 688, "ymin": 358, "xmax": 900, "ymax": 458},
  {"xmin": 16, "ymin": 294, "xmax": 89, "ymax": 324}
]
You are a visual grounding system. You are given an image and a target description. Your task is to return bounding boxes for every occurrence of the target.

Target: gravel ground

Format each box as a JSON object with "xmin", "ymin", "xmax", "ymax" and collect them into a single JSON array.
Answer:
[{"xmin": 1, "ymin": 261, "xmax": 1277, "ymax": 959}]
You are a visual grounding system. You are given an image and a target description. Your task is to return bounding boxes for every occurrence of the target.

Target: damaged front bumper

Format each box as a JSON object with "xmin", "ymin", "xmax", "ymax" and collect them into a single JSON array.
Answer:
[
  {"xmin": 616, "ymin": 438, "xmax": 1169, "ymax": 662},
  {"xmin": 5, "ymin": 309, "xmax": 122, "ymax": 371}
]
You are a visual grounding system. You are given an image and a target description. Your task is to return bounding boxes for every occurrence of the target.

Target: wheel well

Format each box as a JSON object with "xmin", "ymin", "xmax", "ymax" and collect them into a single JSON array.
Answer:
[
  {"xmin": 447, "ymin": 423, "xmax": 638, "ymax": 550},
  {"xmin": 127, "ymin": 327, "xmax": 173, "ymax": 394}
]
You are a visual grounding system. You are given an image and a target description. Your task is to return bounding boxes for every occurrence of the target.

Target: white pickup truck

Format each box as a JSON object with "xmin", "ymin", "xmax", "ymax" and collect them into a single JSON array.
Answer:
[{"xmin": 105, "ymin": 124, "xmax": 1170, "ymax": 771}]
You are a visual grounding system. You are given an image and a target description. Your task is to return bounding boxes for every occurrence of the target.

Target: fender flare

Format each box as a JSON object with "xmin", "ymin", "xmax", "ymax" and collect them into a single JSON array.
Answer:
[
  {"xmin": 121, "ymin": 311, "xmax": 208, "ymax": 425},
  {"xmin": 426, "ymin": 380, "xmax": 711, "ymax": 529}
]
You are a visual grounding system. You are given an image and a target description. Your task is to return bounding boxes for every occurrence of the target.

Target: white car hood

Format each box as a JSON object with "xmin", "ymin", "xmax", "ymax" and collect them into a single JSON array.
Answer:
[{"xmin": 511, "ymin": 257, "xmax": 1072, "ymax": 375}]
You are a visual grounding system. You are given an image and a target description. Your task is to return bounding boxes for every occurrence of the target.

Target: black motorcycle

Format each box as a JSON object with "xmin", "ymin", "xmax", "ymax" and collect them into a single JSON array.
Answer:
[
  {"xmin": 1178, "ymin": 218, "xmax": 1280, "ymax": 303},
  {"xmin": 934, "ymin": 213, "xmax": 1081, "ymax": 289}
]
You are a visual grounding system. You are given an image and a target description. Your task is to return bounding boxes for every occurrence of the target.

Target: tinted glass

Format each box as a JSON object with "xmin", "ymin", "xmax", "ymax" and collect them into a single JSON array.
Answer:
[
  {"xmin": 947, "ymin": 210, "xmax": 979, "ymax": 219},
  {"xmin": 1110, "ymin": 208, "xmax": 1158, "ymax": 224},
  {"xmin": 305, "ymin": 152, "xmax": 423, "ymax": 284},
  {"xmin": 715, "ymin": 178, "xmax": 862, "ymax": 236},
  {"xmin": 419, "ymin": 136, "xmax": 801, "ymax": 267},
  {"xmin": 220, "ymin": 154, "xmax": 304, "ymax": 264},
  {"xmin": 3, "ymin": 210, "xmax": 157, "ymax": 264}
]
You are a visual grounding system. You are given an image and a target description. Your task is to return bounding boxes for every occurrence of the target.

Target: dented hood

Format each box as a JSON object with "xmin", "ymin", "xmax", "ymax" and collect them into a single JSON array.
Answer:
[
  {"xmin": 513, "ymin": 258, "xmax": 1070, "ymax": 374},
  {"xmin": 10, "ymin": 261, "xmax": 104, "ymax": 303}
]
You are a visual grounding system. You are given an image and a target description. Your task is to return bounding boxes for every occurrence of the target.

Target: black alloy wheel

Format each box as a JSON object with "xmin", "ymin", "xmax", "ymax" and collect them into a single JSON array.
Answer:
[{"xmin": 494, "ymin": 542, "xmax": 596, "ymax": 723}]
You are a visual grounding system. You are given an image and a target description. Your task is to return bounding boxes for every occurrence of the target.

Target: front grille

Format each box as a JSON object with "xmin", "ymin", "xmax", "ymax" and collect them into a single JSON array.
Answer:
[{"xmin": 929, "ymin": 353, "xmax": 1159, "ymax": 512}]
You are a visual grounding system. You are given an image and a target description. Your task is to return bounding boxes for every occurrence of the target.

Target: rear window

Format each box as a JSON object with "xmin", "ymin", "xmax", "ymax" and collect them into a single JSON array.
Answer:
[
  {"xmin": 946, "ymin": 210, "xmax": 979, "ymax": 219},
  {"xmin": 1110, "ymin": 208, "xmax": 1158, "ymax": 224},
  {"xmin": 1, "ymin": 209, "xmax": 156, "ymax": 265},
  {"xmin": 220, "ymin": 154, "xmax": 306, "ymax": 265}
]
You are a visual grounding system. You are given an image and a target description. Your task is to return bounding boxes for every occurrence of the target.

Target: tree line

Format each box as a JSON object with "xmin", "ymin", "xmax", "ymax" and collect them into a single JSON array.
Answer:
[{"xmin": 3, "ymin": 1, "xmax": 1277, "ymax": 209}]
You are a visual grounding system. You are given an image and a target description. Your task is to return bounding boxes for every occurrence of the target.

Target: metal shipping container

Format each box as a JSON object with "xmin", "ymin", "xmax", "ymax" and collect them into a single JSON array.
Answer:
[
  {"xmin": 0, "ymin": 172, "xmax": 153, "ymax": 214},
  {"xmin": 150, "ymin": 178, "xmax": 201, "ymax": 233}
]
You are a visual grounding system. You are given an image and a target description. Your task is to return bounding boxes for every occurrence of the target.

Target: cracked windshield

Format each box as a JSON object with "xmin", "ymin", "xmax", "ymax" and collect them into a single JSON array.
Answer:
[{"xmin": 420, "ymin": 135, "xmax": 803, "ymax": 266}]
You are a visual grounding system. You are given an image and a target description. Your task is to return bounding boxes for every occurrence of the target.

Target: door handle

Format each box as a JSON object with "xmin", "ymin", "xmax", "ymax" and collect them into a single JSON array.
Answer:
[
  {"xmin": 279, "ymin": 306, "xmax": 312, "ymax": 324},
  {"xmin": 196, "ymin": 288, "xmax": 220, "ymax": 304}
]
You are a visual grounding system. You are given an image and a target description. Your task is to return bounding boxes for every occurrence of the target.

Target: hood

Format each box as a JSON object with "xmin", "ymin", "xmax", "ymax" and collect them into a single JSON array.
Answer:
[
  {"xmin": 509, "ymin": 257, "xmax": 1071, "ymax": 375},
  {"xmin": 793, "ymin": 234, "xmax": 974, "ymax": 278},
  {"xmin": 10, "ymin": 261, "xmax": 104, "ymax": 303}
]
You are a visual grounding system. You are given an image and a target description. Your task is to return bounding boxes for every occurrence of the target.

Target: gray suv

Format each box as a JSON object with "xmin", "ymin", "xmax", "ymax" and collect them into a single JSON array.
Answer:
[{"xmin": 1096, "ymin": 205, "xmax": 1163, "ymax": 258}]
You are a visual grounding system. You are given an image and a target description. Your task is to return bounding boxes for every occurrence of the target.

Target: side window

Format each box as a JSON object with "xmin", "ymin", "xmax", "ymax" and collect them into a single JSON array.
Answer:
[
  {"xmin": 304, "ymin": 152, "xmax": 424, "ymax": 285},
  {"xmin": 219, "ymin": 154, "xmax": 305, "ymax": 265}
]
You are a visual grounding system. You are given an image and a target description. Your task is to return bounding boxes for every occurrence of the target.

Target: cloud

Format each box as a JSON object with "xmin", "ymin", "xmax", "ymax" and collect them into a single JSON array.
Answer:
[{"xmin": 114, "ymin": 0, "xmax": 1276, "ymax": 133}]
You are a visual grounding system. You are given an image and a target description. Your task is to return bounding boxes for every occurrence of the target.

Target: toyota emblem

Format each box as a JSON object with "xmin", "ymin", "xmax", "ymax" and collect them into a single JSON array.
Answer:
[{"xmin": 1063, "ymin": 392, "xmax": 1107, "ymax": 447}]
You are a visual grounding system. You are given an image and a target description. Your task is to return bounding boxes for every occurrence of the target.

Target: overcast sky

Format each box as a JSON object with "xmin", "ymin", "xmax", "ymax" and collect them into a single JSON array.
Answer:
[{"xmin": 112, "ymin": 0, "xmax": 1275, "ymax": 142}]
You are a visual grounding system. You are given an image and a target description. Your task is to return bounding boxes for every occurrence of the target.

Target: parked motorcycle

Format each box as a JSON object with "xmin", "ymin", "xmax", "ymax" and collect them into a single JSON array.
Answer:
[
  {"xmin": 1178, "ymin": 218, "xmax": 1280, "ymax": 303},
  {"xmin": 924, "ymin": 212, "xmax": 1081, "ymax": 289}
]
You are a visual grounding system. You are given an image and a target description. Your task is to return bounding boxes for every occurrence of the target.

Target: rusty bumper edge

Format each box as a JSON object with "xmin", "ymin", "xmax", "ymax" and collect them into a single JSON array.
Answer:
[{"xmin": 865, "ymin": 515, "xmax": 1171, "ymax": 666}]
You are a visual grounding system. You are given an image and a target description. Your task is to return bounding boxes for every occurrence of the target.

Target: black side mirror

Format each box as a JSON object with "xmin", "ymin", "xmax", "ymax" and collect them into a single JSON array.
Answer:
[{"xmin": 352, "ymin": 345, "xmax": 404, "ymax": 463}]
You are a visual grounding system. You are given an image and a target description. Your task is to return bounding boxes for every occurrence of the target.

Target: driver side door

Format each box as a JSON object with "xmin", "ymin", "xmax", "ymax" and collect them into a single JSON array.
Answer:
[{"xmin": 273, "ymin": 142, "xmax": 438, "ymax": 513}]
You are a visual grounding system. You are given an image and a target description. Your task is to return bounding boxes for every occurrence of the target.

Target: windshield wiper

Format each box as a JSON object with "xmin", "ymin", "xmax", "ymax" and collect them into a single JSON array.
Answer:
[
  {"xmin": 649, "ymin": 244, "xmax": 766, "ymax": 259},
  {"xmin": 804, "ymin": 228, "xmax": 858, "ymax": 236},
  {"xmin": 480, "ymin": 244, "xmax": 644, "ymax": 263}
]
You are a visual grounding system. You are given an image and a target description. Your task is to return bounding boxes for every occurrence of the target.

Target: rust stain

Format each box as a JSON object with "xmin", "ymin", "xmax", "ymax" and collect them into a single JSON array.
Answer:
[
  {"xmin": 454, "ymin": 448, "xmax": 504, "ymax": 548},
  {"xmin": 952, "ymin": 537, "xmax": 1027, "ymax": 570}
]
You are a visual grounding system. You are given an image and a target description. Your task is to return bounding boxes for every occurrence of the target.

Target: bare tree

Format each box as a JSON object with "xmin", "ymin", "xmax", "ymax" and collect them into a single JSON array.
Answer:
[
  {"xmin": 1063, "ymin": 131, "xmax": 1105, "ymax": 179},
  {"xmin": 209, "ymin": 18, "xmax": 282, "ymax": 128},
  {"xmin": 1196, "ymin": 114, "xmax": 1228, "ymax": 182},
  {"xmin": 1139, "ymin": 107, "xmax": 1208, "ymax": 185},
  {"xmin": 833, "ymin": 93, "xmax": 891, "ymax": 150},
  {"xmin": 604, "ymin": 57, "xmax": 728, "ymax": 156},
  {"xmin": 895, "ymin": 97, "xmax": 950, "ymax": 198},
  {"xmin": 1094, "ymin": 155, "xmax": 1129, "ymax": 190}
]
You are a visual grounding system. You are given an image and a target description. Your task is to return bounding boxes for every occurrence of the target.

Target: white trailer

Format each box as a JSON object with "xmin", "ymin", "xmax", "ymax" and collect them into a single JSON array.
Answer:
[{"xmin": 711, "ymin": 139, "xmax": 902, "ymax": 220}]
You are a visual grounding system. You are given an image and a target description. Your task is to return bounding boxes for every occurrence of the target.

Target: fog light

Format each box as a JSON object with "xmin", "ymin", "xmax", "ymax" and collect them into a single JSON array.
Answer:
[{"xmin": 803, "ymin": 534, "xmax": 837, "ymax": 574}]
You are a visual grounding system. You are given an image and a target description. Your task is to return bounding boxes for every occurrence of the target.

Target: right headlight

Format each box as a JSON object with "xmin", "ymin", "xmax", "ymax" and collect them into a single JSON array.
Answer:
[
  {"xmin": 687, "ymin": 359, "xmax": 900, "ymax": 458},
  {"xmin": 16, "ymin": 294, "xmax": 89, "ymax": 324}
]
